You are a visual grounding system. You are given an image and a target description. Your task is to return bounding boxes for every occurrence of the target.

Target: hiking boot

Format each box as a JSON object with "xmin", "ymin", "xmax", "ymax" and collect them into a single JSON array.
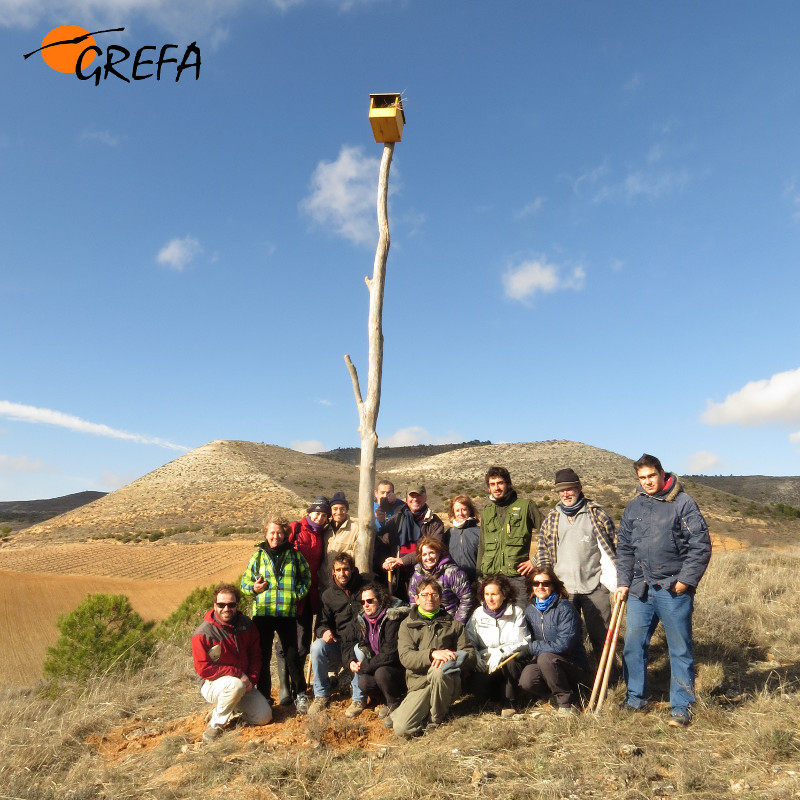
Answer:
[
  {"xmin": 202, "ymin": 724, "xmax": 223, "ymax": 744},
  {"xmin": 668, "ymin": 713, "xmax": 691, "ymax": 728},
  {"xmin": 377, "ymin": 705, "xmax": 391, "ymax": 719},
  {"xmin": 294, "ymin": 694, "xmax": 309, "ymax": 715},
  {"xmin": 344, "ymin": 700, "xmax": 364, "ymax": 719},
  {"xmin": 308, "ymin": 696, "xmax": 329, "ymax": 715},
  {"xmin": 557, "ymin": 705, "xmax": 578, "ymax": 716},
  {"xmin": 500, "ymin": 706, "xmax": 516, "ymax": 719}
]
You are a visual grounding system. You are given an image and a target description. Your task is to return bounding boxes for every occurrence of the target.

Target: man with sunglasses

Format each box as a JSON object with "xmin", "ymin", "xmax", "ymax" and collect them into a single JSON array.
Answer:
[{"xmin": 192, "ymin": 584, "xmax": 272, "ymax": 744}]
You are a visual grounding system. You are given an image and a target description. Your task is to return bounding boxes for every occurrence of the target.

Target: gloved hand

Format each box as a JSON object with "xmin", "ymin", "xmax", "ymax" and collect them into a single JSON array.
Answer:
[{"xmin": 487, "ymin": 648, "xmax": 504, "ymax": 673}]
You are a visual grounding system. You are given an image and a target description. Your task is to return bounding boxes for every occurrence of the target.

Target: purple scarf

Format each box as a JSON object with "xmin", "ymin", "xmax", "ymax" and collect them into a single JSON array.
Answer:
[
  {"xmin": 365, "ymin": 607, "xmax": 387, "ymax": 653},
  {"xmin": 482, "ymin": 600, "xmax": 508, "ymax": 620}
]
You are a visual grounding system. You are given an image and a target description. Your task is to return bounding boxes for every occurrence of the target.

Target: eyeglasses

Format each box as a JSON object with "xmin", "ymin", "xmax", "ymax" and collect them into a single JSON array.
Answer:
[
  {"xmin": 361, "ymin": 598, "xmax": 378, "ymax": 605},
  {"xmin": 417, "ymin": 592, "xmax": 440, "ymax": 599},
  {"xmin": 215, "ymin": 602, "xmax": 238, "ymax": 609},
  {"xmin": 531, "ymin": 580, "xmax": 552, "ymax": 588}
]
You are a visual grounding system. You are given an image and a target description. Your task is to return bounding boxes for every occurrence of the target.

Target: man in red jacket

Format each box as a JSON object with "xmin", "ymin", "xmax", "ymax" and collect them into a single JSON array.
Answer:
[{"xmin": 192, "ymin": 584, "xmax": 272, "ymax": 743}]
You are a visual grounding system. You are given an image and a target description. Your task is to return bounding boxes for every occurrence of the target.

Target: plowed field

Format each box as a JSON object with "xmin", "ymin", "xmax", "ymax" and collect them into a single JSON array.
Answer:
[{"xmin": 0, "ymin": 542, "xmax": 258, "ymax": 686}]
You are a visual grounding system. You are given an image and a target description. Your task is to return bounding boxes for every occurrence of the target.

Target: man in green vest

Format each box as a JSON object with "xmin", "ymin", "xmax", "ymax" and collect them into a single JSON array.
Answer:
[{"xmin": 477, "ymin": 466, "xmax": 543, "ymax": 602}]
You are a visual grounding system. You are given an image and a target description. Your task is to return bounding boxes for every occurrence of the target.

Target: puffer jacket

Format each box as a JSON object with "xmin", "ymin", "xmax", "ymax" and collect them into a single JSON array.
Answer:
[
  {"xmin": 408, "ymin": 555, "xmax": 474, "ymax": 623},
  {"xmin": 398, "ymin": 606, "xmax": 476, "ymax": 691},
  {"xmin": 466, "ymin": 602, "xmax": 530, "ymax": 671},
  {"xmin": 523, "ymin": 596, "xmax": 588, "ymax": 671},
  {"xmin": 616, "ymin": 474, "xmax": 711, "ymax": 599},
  {"xmin": 192, "ymin": 609, "xmax": 261, "ymax": 684},
  {"xmin": 288, "ymin": 517, "xmax": 326, "ymax": 613}
]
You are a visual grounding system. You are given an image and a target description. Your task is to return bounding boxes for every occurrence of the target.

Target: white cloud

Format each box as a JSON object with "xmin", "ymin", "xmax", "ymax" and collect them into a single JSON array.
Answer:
[
  {"xmin": 702, "ymin": 367, "xmax": 800, "ymax": 427},
  {"xmin": 503, "ymin": 258, "xmax": 585, "ymax": 303},
  {"xmin": 0, "ymin": 454, "xmax": 45, "ymax": 473},
  {"xmin": 291, "ymin": 440, "xmax": 324, "ymax": 454},
  {"xmin": 300, "ymin": 145, "xmax": 394, "ymax": 245},
  {"xmin": 514, "ymin": 197, "xmax": 544, "ymax": 219},
  {"xmin": 702, "ymin": 367, "xmax": 800, "ymax": 449},
  {"xmin": 381, "ymin": 426, "xmax": 459, "ymax": 448},
  {"xmin": 593, "ymin": 167, "xmax": 691, "ymax": 203},
  {"xmin": 686, "ymin": 450, "xmax": 721, "ymax": 474},
  {"xmin": 317, "ymin": 399, "xmax": 332, "ymax": 407},
  {"xmin": 80, "ymin": 129, "xmax": 121, "ymax": 147},
  {"xmin": 568, "ymin": 161, "xmax": 609, "ymax": 196},
  {"xmin": 157, "ymin": 236, "xmax": 202, "ymax": 271},
  {"xmin": 0, "ymin": 401, "xmax": 187, "ymax": 451}
]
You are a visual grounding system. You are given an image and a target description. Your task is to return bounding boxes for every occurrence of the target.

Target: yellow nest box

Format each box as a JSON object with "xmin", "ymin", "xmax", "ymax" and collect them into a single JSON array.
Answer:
[{"xmin": 369, "ymin": 93, "xmax": 405, "ymax": 143}]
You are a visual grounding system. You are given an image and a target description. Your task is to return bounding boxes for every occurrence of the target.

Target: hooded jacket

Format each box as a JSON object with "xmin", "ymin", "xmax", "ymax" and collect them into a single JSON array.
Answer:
[
  {"xmin": 240, "ymin": 540, "xmax": 311, "ymax": 618},
  {"xmin": 192, "ymin": 608, "xmax": 261, "ymax": 684},
  {"xmin": 616, "ymin": 473, "xmax": 711, "ymax": 599}
]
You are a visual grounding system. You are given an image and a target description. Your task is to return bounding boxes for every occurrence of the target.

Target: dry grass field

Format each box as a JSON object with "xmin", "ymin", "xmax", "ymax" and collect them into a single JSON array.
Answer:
[{"xmin": 0, "ymin": 541, "xmax": 258, "ymax": 686}]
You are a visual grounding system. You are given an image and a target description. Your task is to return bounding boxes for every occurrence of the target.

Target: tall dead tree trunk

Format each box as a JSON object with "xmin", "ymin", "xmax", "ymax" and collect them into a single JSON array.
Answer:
[{"xmin": 345, "ymin": 141, "xmax": 394, "ymax": 574}]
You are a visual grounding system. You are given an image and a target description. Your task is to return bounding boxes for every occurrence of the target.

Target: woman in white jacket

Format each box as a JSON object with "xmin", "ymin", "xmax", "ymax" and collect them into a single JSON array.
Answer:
[{"xmin": 466, "ymin": 573, "xmax": 530, "ymax": 717}]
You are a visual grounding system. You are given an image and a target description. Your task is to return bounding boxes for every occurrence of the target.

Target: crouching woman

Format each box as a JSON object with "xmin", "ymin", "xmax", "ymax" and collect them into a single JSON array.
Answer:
[{"xmin": 519, "ymin": 566, "xmax": 589, "ymax": 713}]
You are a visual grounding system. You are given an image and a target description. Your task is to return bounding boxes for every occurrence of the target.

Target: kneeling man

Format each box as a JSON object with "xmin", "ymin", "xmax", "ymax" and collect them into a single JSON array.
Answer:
[
  {"xmin": 393, "ymin": 577, "xmax": 475, "ymax": 738},
  {"xmin": 192, "ymin": 584, "xmax": 272, "ymax": 743}
]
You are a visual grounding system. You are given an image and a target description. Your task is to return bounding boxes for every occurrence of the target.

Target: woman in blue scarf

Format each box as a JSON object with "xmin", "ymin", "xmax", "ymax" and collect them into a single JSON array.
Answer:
[{"xmin": 519, "ymin": 566, "xmax": 589, "ymax": 714}]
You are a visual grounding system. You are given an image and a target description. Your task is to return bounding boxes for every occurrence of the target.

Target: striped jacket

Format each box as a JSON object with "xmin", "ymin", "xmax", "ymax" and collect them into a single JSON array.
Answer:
[
  {"xmin": 240, "ymin": 541, "xmax": 311, "ymax": 618},
  {"xmin": 536, "ymin": 499, "xmax": 617, "ymax": 591}
]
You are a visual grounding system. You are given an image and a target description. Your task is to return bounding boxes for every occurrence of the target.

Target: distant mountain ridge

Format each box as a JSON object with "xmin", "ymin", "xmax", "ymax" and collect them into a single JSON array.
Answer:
[{"xmin": 0, "ymin": 491, "xmax": 106, "ymax": 529}]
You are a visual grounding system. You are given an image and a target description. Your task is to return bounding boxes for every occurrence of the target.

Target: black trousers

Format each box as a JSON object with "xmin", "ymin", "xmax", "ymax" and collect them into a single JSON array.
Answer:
[
  {"xmin": 358, "ymin": 664, "xmax": 406, "ymax": 707},
  {"xmin": 519, "ymin": 652, "xmax": 585, "ymax": 708},
  {"xmin": 253, "ymin": 615, "xmax": 307, "ymax": 701}
]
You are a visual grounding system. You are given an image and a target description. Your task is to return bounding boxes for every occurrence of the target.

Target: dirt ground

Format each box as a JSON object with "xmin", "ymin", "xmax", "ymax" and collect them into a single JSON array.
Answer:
[{"xmin": 87, "ymin": 695, "xmax": 397, "ymax": 765}]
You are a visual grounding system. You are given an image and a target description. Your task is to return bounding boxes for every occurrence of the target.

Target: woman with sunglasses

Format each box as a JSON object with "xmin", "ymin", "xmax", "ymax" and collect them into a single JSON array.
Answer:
[
  {"xmin": 342, "ymin": 582, "xmax": 408, "ymax": 725},
  {"xmin": 519, "ymin": 566, "xmax": 589, "ymax": 714}
]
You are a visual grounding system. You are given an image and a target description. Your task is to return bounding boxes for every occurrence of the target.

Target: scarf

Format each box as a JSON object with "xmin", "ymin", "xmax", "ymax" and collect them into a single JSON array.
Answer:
[
  {"xmin": 305, "ymin": 515, "xmax": 324, "ymax": 534},
  {"xmin": 417, "ymin": 606, "xmax": 441, "ymax": 620},
  {"xmin": 482, "ymin": 600, "xmax": 508, "ymax": 620},
  {"xmin": 534, "ymin": 592, "xmax": 557, "ymax": 612},
  {"xmin": 559, "ymin": 494, "xmax": 587, "ymax": 517},
  {"xmin": 450, "ymin": 516, "xmax": 475, "ymax": 529},
  {"xmin": 364, "ymin": 607, "xmax": 387, "ymax": 653}
]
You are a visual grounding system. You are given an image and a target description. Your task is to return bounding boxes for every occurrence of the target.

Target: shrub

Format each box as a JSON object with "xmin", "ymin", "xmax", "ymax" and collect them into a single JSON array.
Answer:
[
  {"xmin": 44, "ymin": 594, "xmax": 156, "ymax": 680},
  {"xmin": 157, "ymin": 584, "xmax": 218, "ymax": 640}
]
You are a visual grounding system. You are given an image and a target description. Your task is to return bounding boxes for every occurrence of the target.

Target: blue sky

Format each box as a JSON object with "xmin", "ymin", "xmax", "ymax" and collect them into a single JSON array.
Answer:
[{"xmin": 2, "ymin": 0, "xmax": 800, "ymax": 501}]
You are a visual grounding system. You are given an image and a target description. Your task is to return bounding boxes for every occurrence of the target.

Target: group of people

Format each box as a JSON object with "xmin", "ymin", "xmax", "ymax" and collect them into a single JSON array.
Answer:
[{"xmin": 192, "ymin": 454, "xmax": 711, "ymax": 742}]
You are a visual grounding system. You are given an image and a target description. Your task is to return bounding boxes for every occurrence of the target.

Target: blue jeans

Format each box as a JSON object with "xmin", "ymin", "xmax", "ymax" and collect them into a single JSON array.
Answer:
[
  {"xmin": 622, "ymin": 587, "xmax": 696, "ymax": 716},
  {"xmin": 310, "ymin": 637, "xmax": 365, "ymax": 702}
]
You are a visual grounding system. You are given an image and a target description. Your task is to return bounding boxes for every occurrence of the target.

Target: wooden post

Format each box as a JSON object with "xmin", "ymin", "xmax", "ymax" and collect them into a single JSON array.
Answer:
[{"xmin": 345, "ymin": 141, "xmax": 394, "ymax": 575}]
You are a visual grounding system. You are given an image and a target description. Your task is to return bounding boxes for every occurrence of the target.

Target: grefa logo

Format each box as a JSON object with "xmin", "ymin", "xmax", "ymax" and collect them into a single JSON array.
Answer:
[{"xmin": 24, "ymin": 25, "xmax": 200, "ymax": 85}]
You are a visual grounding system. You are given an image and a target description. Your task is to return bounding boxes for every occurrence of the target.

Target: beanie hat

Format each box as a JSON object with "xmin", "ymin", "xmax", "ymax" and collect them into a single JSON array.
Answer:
[
  {"xmin": 307, "ymin": 496, "xmax": 332, "ymax": 515},
  {"xmin": 554, "ymin": 468, "xmax": 581, "ymax": 490},
  {"xmin": 330, "ymin": 491, "xmax": 349, "ymax": 510}
]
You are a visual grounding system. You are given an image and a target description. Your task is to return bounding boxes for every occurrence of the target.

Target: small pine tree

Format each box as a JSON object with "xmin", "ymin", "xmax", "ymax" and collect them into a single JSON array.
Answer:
[
  {"xmin": 44, "ymin": 594, "xmax": 156, "ymax": 680},
  {"xmin": 157, "ymin": 584, "xmax": 216, "ymax": 640}
]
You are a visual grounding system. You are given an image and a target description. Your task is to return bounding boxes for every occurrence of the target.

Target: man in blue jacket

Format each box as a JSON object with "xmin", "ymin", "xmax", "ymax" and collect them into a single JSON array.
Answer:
[{"xmin": 615, "ymin": 454, "xmax": 711, "ymax": 728}]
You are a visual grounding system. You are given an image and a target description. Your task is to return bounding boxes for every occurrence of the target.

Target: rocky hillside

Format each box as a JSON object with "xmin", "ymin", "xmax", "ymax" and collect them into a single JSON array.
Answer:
[{"xmin": 8, "ymin": 439, "xmax": 799, "ymax": 546}]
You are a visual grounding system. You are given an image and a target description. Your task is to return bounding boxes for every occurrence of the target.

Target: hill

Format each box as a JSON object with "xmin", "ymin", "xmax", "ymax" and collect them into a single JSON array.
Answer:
[
  {"xmin": 687, "ymin": 475, "xmax": 800, "ymax": 508},
  {"xmin": 6, "ymin": 439, "xmax": 798, "ymax": 547},
  {"xmin": 0, "ymin": 490, "xmax": 105, "ymax": 532}
]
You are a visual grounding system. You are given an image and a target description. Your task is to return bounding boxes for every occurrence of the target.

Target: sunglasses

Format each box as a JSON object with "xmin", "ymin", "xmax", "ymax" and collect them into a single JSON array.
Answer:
[
  {"xmin": 361, "ymin": 598, "xmax": 378, "ymax": 605},
  {"xmin": 215, "ymin": 602, "xmax": 238, "ymax": 609},
  {"xmin": 531, "ymin": 580, "xmax": 552, "ymax": 588}
]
